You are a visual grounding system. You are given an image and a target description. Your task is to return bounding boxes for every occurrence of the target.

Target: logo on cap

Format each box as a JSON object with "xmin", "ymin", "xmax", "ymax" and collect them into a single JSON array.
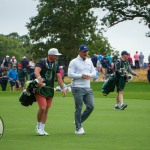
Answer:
[{"xmin": 79, "ymin": 44, "xmax": 88, "ymax": 51}]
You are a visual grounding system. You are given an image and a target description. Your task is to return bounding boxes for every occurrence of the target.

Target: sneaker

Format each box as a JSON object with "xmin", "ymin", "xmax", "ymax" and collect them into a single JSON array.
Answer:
[
  {"xmin": 114, "ymin": 106, "xmax": 121, "ymax": 110},
  {"xmin": 36, "ymin": 127, "xmax": 44, "ymax": 136},
  {"xmin": 43, "ymin": 130, "xmax": 49, "ymax": 136},
  {"xmin": 121, "ymin": 104, "xmax": 128, "ymax": 110},
  {"xmin": 75, "ymin": 127, "xmax": 85, "ymax": 135}
]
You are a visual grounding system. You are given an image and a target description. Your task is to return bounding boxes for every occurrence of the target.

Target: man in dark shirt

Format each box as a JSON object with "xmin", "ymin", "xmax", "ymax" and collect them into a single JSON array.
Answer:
[
  {"xmin": 21, "ymin": 56, "xmax": 29, "ymax": 80},
  {"xmin": 34, "ymin": 48, "xmax": 66, "ymax": 136},
  {"xmin": 0, "ymin": 69, "xmax": 8, "ymax": 91}
]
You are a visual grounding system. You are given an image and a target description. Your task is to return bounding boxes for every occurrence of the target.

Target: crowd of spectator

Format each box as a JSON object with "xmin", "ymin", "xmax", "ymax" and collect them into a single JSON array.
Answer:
[
  {"xmin": 0, "ymin": 55, "xmax": 66, "ymax": 91},
  {"xmin": 0, "ymin": 55, "xmax": 35, "ymax": 91},
  {"xmin": 0, "ymin": 51, "xmax": 150, "ymax": 91},
  {"xmin": 90, "ymin": 51, "xmax": 150, "ymax": 82}
]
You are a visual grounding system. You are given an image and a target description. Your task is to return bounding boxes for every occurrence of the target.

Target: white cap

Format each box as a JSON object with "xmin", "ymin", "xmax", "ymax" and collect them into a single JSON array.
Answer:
[
  {"xmin": 23, "ymin": 56, "xmax": 26, "ymax": 58},
  {"xmin": 6, "ymin": 55, "xmax": 9, "ymax": 58},
  {"xmin": 48, "ymin": 48, "xmax": 62, "ymax": 56},
  {"xmin": 59, "ymin": 66, "xmax": 63, "ymax": 69}
]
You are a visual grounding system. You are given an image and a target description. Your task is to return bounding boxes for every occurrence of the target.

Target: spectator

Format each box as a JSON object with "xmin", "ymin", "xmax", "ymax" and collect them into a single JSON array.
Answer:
[
  {"xmin": 18, "ymin": 64, "xmax": 26, "ymax": 91},
  {"xmin": 29, "ymin": 59, "xmax": 35, "ymax": 74},
  {"xmin": 101, "ymin": 54, "xmax": 109, "ymax": 82},
  {"xmin": 93, "ymin": 67, "xmax": 99, "ymax": 82},
  {"xmin": 134, "ymin": 51, "xmax": 140, "ymax": 69},
  {"xmin": 0, "ymin": 55, "xmax": 10, "ymax": 70},
  {"xmin": 106, "ymin": 54, "xmax": 112, "ymax": 65},
  {"xmin": 139, "ymin": 52, "xmax": 144, "ymax": 68},
  {"xmin": 96, "ymin": 54, "xmax": 102, "ymax": 73},
  {"xmin": 143, "ymin": 62, "xmax": 147, "ymax": 69},
  {"xmin": 128, "ymin": 53, "xmax": 133, "ymax": 68},
  {"xmin": 97, "ymin": 53, "xmax": 103, "ymax": 63},
  {"xmin": 0, "ymin": 68, "xmax": 8, "ymax": 91},
  {"xmin": 21, "ymin": 56, "xmax": 29, "ymax": 80},
  {"xmin": 10, "ymin": 56, "xmax": 17, "ymax": 67},
  {"xmin": 59, "ymin": 66, "xmax": 65, "ymax": 82},
  {"xmin": 96, "ymin": 59, "xmax": 102, "ymax": 74},
  {"xmin": 91, "ymin": 54, "xmax": 98, "ymax": 67},
  {"xmin": 106, "ymin": 63, "xmax": 114, "ymax": 80},
  {"xmin": 8, "ymin": 64, "xmax": 19, "ymax": 91}
]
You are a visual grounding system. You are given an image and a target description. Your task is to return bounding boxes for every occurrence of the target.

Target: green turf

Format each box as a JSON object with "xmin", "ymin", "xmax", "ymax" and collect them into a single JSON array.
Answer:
[{"xmin": 0, "ymin": 82, "xmax": 150, "ymax": 150}]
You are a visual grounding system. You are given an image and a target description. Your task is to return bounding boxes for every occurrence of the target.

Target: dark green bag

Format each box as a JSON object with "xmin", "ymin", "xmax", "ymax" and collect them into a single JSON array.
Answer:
[
  {"xmin": 102, "ymin": 75, "xmax": 116, "ymax": 96},
  {"xmin": 19, "ymin": 80, "xmax": 38, "ymax": 106}
]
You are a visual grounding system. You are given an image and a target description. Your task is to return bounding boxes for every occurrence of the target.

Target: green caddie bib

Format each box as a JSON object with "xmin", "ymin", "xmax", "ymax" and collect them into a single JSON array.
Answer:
[{"xmin": 39, "ymin": 58, "xmax": 56, "ymax": 98}]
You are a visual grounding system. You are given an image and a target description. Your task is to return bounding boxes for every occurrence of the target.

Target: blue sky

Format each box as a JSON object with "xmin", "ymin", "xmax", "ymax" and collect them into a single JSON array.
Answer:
[{"xmin": 0, "ymin": 0, "xmax": 149, "ymax": 62}]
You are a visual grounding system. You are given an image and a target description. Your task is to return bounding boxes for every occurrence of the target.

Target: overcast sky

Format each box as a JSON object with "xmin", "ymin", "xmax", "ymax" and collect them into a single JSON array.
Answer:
[{"xmin": 0, "ymin": 0, "xmax": 149, "ymax": 62}]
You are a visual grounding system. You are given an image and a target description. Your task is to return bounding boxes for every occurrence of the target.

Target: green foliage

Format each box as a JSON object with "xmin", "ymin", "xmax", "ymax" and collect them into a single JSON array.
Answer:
[
  {"xmin": 97, "ymin": 0, "xmax": 150, "ymax": 36},
  {"xmin": 0, "ymin": 34, "xmax": 19, "ymax": 58},
  {"xmin": 88, "ymin": 33, "xmax": 115, "ymax": 56},
  {"xmin": 0, "ymin": 33, "xmax": 32, "ymax": 61},
  {"xmin": 27, "ymin": 0, "xmax": 115, "ymax": 65}
]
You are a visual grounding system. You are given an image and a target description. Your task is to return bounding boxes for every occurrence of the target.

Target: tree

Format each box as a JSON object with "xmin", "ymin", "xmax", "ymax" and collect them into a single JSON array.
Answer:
[
  {"xmin": 0, "ymin": 33, "xmax": 32, "ymax": 62},
  {"xmin": 88, "ymin": 32, "xmax": 116, "ymax": 56},
  {"xmin": 27, "ymin": 0, "xmax": 114, "ymax": 65},
  {"xmin": 0, "ymin": 34, "xmax": 20, "ymax": 59},
  {"xmin": 96, "ymin": 0, "xmax": 150, "ymax": 36}
]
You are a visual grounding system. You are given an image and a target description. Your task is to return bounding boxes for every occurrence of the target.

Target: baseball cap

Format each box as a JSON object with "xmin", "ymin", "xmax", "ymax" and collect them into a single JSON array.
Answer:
[
  {"xmin": 48, "ymin": 48, "xmax": 62, "ymax": 56},
  {"xmin": 121, "ymin": 50, "xmax": 129, "ymax": 55},
  {"xmin": 6, "ymin": 55, "xmax": 9, "ymax": 58},
  {"xmin": 79, "ymin": 44, "xmax": 88, "ymax": 52},
  {"xmin": 12, "ymin": 64, "xmax": 16, "ymax": 67},
  {"xmin": 18, "ymin": 64, "xmax": 23, "ymax": 68}
]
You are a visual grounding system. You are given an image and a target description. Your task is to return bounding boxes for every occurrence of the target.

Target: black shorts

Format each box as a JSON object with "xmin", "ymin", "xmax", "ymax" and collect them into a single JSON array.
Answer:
[
  {"xmin": 116, "ymin": 76, "xmax": 126, "ymax": 92},
  {"xmin": 9, "ymin": 80, "xmax": 19, "ymax": 88}
]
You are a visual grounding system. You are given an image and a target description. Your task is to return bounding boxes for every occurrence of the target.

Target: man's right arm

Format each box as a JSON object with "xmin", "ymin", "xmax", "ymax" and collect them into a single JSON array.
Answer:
[
  {"xmin": 68, "ymin": 60, "xmax": 82, "ymax": 79},
  {"xmin": 34, "ymin": 66, "xmax": 43, "ymax": 87}
]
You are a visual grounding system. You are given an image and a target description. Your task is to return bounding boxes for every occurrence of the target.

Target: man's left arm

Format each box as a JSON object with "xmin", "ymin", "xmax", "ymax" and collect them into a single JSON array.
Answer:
[
  {"xmin": 56, "ymin": 73, "xmax": 66, "ymax": 97},
  {"xmin": 127, "ymin": 66, "xmax": 139, "ymax": 77}
]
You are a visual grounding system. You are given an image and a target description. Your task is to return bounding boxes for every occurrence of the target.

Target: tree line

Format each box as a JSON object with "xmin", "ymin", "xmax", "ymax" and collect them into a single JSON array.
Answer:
[{"xmin": 1, "ymin": 0, "xmax": 149, "ymax": 66}]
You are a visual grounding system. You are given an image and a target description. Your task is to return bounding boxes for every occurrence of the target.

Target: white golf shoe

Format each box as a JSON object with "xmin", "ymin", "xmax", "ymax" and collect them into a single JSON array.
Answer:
[
  {"xmin": 75, "ymin": 127, "xmax": 85, "ymax": 135},
  {"xmin": 36, "ymin": 127, "xmax": 44, "ymax": 136},
  {"xmin": 43, "ymin": 130, "xmax": 49, "ymax": 136}
]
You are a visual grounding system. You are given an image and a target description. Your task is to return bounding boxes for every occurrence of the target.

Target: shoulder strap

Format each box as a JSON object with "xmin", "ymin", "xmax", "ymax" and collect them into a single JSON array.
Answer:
[{"xmin": 41, "ymin": 58, "xmax": 47, "ymax": 66}]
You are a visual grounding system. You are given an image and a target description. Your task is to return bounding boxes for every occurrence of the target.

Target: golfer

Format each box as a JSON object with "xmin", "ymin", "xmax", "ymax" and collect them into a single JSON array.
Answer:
[{"xmin": 68, "ymin": 44, "xmax": 96, "ymax": 134}]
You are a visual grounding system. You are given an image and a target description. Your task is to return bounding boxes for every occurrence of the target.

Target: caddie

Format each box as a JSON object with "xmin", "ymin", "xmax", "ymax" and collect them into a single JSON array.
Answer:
[
  {"xmin": 102, "ymin": 50, "xmax": 139, "ymax": 110},
  {"xmin": 34, "ymin": 48, "xmax": 66, "ymax": 136}
]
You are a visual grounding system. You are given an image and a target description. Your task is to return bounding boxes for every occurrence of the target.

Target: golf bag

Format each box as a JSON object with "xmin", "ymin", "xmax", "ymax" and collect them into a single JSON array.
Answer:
[
  {"xmin": 19, "ymin": 79, "xmax": 39, "ymax": 106},
  {"xmin": 102, "ymin": 74, "xmax": 116, "ymax": 96}
]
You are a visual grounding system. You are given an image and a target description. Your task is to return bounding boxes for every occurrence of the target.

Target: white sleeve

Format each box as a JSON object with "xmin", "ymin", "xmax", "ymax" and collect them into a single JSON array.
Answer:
[{"xmin": 68, "ymin": 60, "xmax": 82, "ymax": 78}]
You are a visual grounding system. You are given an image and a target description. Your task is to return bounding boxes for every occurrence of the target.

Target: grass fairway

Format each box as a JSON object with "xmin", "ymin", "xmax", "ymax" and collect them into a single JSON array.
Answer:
[{"xmin": 0, "ymin": 82, "xmax": 150, "ymax": 150}]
